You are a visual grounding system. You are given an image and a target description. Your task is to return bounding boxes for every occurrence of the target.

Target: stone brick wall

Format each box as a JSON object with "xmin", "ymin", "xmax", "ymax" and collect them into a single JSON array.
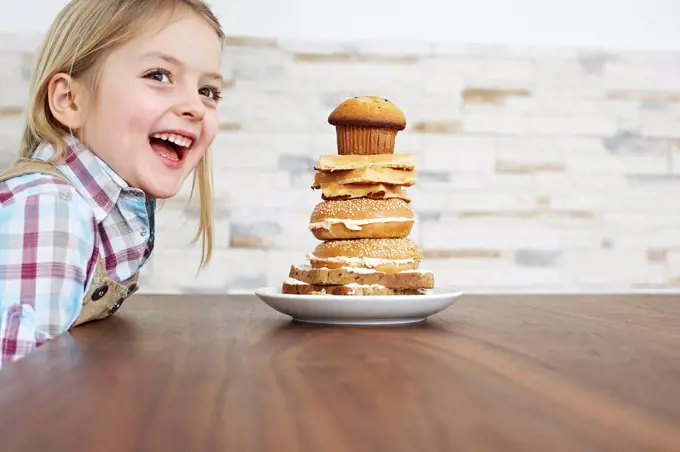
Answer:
[{"xmin": 2, "ymin": 34, "xmax": 680, "ymax": 292}]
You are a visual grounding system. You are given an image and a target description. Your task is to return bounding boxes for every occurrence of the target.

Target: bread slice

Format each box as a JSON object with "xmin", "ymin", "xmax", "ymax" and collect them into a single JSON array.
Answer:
[
  {"xmin": 289, "ymin": 265, "xmax": 434, "ymax": 290},
  {"xmin": 315, "ymin": 154, "xmax": 415, "ymax": 172},
  {"xmin": 311, "ymin": 167, "xmax": 416, "ymax": 189},
  {"xmin": 282, "ymin": 280, "xmax": 426, "ymax": 296}
]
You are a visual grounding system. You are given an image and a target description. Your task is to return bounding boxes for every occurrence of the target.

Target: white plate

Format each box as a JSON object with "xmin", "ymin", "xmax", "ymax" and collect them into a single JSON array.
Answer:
[{"xmin": 254, "ymin": 286, "xmax": 463, "ymax": 326}]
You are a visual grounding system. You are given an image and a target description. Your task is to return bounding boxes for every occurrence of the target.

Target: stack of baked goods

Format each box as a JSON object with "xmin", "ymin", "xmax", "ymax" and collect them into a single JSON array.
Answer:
[{"xmin": 282, "ymin": 96, "xmax": 435, "ymax": 296}]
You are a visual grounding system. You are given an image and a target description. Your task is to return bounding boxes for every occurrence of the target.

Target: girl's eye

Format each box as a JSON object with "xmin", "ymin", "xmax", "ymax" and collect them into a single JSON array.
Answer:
[
  {"xmin": 144, "ymin": 69, "xmax": 172, "ymax": 83},
  {"xmin": 199, "ymin": 86, "xmax": 222, "ymax": 102}
]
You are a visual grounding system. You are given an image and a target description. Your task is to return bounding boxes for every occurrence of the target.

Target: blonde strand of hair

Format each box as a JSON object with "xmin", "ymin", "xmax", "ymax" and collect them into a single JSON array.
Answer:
[{"xmin": 190, "ymin": 149, "xmax": 214, "ymax": 269}]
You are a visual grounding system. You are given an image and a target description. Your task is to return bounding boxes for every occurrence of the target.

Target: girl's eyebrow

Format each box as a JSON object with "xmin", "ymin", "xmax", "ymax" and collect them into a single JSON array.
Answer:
[{"xmin": 142, "ymin": 51, "xmax": 224, "ymax": 86}]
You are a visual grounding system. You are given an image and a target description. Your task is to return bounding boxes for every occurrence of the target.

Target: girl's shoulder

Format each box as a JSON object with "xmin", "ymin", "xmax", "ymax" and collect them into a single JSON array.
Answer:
[
  {"xmin": 2, "ymin": 170, "xmax": 77, "ymax": 200},
  {"xmin": 0, "ymin": 171, "xmax": 94, "ymax": 219}
]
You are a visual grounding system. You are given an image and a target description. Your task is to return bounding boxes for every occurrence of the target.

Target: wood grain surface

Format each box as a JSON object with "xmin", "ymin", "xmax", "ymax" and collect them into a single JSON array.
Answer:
[{"xmin": 0, "ymin": 293, "xmax": 679, "ymax": 452}]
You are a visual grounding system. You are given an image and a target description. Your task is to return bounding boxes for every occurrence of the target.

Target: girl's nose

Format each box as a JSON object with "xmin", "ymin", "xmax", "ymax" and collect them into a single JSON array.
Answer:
[{"xmin": 173, "ymin": 93, "xmax": 206, "ymax": 121}]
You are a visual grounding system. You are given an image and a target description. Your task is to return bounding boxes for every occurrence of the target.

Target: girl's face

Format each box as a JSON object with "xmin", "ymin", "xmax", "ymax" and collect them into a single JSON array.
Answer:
[{"xmin": 81, "ymin": 10, "xmax": 223, "ymax": 199}]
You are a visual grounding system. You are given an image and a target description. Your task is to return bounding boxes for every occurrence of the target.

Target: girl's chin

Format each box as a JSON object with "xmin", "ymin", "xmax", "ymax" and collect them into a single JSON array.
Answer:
[
  {"xmin": 139, "ymin": 180, "xmax": 184, "ymax": 200},
  {"xmin": 137, "ymin": 156, "xmax": 200, "ymax": 199}
]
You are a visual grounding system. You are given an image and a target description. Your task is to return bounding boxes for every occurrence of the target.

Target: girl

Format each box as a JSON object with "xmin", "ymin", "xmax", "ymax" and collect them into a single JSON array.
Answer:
[{"xmin": 0, "ymin": 0, "xmax": 224, "ymax": 368}]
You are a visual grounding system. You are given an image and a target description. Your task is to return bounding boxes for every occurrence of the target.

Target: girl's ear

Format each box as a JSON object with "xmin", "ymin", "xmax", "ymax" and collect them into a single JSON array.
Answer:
[{"xmin": 47, "ymin": 73, "xmax": 87, "ymax": 131}]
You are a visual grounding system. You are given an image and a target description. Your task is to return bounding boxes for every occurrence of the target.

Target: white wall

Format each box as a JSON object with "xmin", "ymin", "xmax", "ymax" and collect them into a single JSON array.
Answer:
[
  {"xmin": 1, "ymin": 0, "xmax": 680, "ymax": 51},
  {"xmin": 3, "ymin": 1, "xmax": 680, "ymax": 292}
]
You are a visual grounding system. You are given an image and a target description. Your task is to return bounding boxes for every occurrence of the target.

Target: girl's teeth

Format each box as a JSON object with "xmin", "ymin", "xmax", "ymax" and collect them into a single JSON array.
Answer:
[
  {"xmin": 151, "ymin": 133, "xmax": 193, "ymax": 148},
  {"xmin": 157, "ymin": 150, "xmax": 179, "ymax": 161}
]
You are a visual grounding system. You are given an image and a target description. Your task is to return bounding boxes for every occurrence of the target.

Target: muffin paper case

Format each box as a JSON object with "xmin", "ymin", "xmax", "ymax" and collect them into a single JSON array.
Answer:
[{"xmin": 335, "ymin": 126, "xmax": 398, "ymax": 155}]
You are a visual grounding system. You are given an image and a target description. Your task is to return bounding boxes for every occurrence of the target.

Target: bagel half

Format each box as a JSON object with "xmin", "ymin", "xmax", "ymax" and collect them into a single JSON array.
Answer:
[
  {"xmin": 309, "ymin": 198, "xmax": 415, "ymax": 240},
  {"xmin": 307, "ymin": 238, "xmax": 423, "ymax": 273}
]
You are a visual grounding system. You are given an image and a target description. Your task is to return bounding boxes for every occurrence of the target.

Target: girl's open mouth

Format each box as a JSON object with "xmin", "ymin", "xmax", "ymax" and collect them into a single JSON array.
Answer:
[{"xmin": 148, "ymin": 132, "xmax": 193, "ymax": 163}]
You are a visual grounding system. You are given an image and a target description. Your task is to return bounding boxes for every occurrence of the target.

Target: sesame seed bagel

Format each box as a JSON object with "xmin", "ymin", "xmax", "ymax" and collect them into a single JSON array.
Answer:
[
  {"xmin": 308, "ymin": 238, "xmax": 423, "ymax": 273},
  {"xmin": 309, "ymin": 198, "xmax": 415, "ymax": 240}
]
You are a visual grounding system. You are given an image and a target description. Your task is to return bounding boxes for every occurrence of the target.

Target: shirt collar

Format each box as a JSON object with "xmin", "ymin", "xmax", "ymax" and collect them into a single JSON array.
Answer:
[{"xmin": 33, "ymin": 136, "xmax": 147, "ymax": 223}]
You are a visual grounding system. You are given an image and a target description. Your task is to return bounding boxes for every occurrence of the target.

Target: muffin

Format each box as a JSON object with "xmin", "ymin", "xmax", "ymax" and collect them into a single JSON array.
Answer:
[{"xmin": 328, "ymin": 96, "xmax": 406, "ymax": 155}]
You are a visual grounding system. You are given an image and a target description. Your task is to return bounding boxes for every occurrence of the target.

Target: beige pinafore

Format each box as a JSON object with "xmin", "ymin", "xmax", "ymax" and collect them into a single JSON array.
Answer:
[{"xmin": 0, "ymin": 159, "xmax": 140, "ymax": 327}]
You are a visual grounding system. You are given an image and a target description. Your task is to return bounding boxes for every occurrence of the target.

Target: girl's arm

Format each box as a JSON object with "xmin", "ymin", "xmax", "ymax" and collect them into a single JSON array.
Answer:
[{"xmin": 0, "ymin": 191, "xmax": 95, "ymax": 368}]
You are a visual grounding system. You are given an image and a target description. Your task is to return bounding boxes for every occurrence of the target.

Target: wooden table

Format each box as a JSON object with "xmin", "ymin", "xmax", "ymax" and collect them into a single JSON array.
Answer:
[{"xmin": 0, "ymin": 293, "xmax": 679, "ymax": 451}]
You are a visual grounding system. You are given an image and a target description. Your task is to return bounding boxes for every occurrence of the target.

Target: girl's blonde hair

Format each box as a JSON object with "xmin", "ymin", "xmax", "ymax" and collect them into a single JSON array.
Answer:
[{"xmin": 18, "ymin": 0, "xmax": 224, "ymax": 269}]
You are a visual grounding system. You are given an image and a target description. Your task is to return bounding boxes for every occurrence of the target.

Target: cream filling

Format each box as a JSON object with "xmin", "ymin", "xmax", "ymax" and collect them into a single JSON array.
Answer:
[
  {"xmin": 309, "ymin": 217, "xmax": 416, "ymax": 231},
  {"xmin": 344, "ymin": 267, "xmax": 378, "ymax": 274},
  {"xmin": 306, "ymin": 254, "xmax": 415, "ymax": 268},
  {"xmin": 284, "ymin": 277, "xmax": 385, "ymax": 290},
  {"xmin": 344, "ymin": 267, "xmax": 428, "ymax": 275},
  {"xmin": 294, "ymin": 264, "xmax": 428, "ymax": 274},
  {"xmin": 295, "ymin": 264, "xmax": 378, "ymax": 274}
]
